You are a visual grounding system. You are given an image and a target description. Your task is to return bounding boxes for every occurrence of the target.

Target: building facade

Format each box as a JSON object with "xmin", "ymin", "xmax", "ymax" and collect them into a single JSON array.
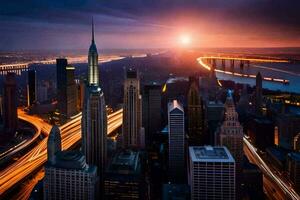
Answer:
[
  {"xmin": 168, "ymin": 100, "xmax": 185, "ymax": 182},
  {"xmin": 219, "ymin": 92, "xmax": 243, "ymax": 197},
  {"xmin": 104, "ymin": 150, "xmax": 146, "ymax": 199},
  {"xmin": 187, "ymin": 76, "xmax": 205, "ymax": 145},
  {"xmin": 3, "ymin": 72, "xmax": 17, "ymax": 136},
  {"xmin": 56, "ymin": 58, "xmax": 77, "ymax": 120},
  {"xmin": 142, "ymin": 84, "xmax": 161, "ymax": 146},
  {"xmin": 27, "ymin": 69, "xmax": 37, "ymax": 106},
  {"xmin": 277, "ymin": 114, "xmax": 300, "ymax": 150},
  {"xmin": 122, "ymin": 68, "xmax": 143, "ymax": 148},
  {"xmin": 44, "ymin": 126, "xmax": 97, "ymax": 200},
  {"xmin": 188, "ymin": 146, "xmax": 236, "ymax": 200}
]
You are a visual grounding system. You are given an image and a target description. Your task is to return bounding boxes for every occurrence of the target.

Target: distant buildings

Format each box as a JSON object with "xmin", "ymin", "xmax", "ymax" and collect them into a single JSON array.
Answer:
[
  {"xmin": 142, "ymin": 84, "xmax": 161, "ymax": 146},
  {"xmin": 242, "ymin": 157, "xmax": 264, "ymax": 200},
  {"xmin": 37, "ymin": 84, "xmax": 48, "ymax": 103},
  {"xmin": 218, "ymin": 92, "xmax": 243, "ymax": 189},
  {"xmin": 247, "ymin": 117, "xmax": 274, "ymax": 150},
  {"xmin": 122, "ymin": 68, "xmax": 143, "ymax": 148},
  {"xmin": 44, "ymin": 126, "xmax": 97, "ymax": 200},
  {"xmin": 162, "ymin": 184, "xmax": 190, "ymax": 200},
  {"xmin": 206, "ymin": 101, "xmax": 224, "ymax": 144},
  {"xmin": 104, "ymin": 150, "xmax": 146, "ymax": 199},
  {"xmin": 188, "ymin": 146, "xmax": 236, "ymax": 200},
  {"xmin": 255, "ymin": 72, "xmax": 263, "ymax": 115},
  {"xmin": 287, "ymin": 152, "xmax": 300, "ymax": 194},
  {"xmin": 187, "ymin": 76, "xmax": 204, "ymax": 145},
  {"xmin": 82, "ymin": 21, "xmax": 107, "ymax": 184},
  {"xmin": 27, "ymin": 69, "xmax": 37, "ymax": 106},
  {"xmin": 3, "ymin": 72, "xmax": 17, "ymax": 136},
  {"xmin": 277, "ymin": 114, "xmax": 300, "ymax": 150},
  {"xmin": 56, "ymin": 58, "xmax": 77, "ymax": 120},
  {"xmin": 168, "ymin": 100, "xmax": 185, "ymax": 182}
]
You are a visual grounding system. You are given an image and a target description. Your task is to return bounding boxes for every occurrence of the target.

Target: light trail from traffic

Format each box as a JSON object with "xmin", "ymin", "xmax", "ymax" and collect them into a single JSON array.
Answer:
[
  {"xmin": 0, "ymin": 110, "xmax": 52, "ymax": 162},
  {"xmin": 243, "ymin": 136, "xmax": 300, "ymax": 200},
  {"xmin": 0, "ymin": 109, "xmax": 123, "ymax": 196}
]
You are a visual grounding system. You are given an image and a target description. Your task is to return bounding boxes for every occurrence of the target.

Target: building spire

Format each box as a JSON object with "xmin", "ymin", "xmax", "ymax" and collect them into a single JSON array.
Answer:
[{"xmin": 92, "ymin": 17, "xmax": 95, "ymax": 43}]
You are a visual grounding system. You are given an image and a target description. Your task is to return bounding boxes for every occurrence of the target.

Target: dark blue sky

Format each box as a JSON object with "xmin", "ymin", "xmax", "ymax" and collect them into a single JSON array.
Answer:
[{"xmin": 1, "ymin": 0, "xmax": 300, "ymax": 50}]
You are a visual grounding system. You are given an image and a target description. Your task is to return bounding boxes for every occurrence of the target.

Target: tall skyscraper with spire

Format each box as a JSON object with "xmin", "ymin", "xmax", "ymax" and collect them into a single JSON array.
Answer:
[{"xmin": 82, "ymin": 20, "xmax": 107, "ymax": 184}]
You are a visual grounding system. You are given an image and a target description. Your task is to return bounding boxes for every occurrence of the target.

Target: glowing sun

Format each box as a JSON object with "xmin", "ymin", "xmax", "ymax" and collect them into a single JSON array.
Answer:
[{"xmin": 180, "ymin": 35, "xmax": 191, "ymax": 46}]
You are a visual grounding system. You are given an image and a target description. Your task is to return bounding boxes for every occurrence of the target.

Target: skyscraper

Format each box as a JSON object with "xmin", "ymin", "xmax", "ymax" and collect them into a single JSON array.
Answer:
[
  {"xmin": 82, "ymin": 21, "xmax": 107, "ymax": 183},
  {"xmin": 188, "ymin": 146, "xmax": 236, "ymax": 200},
  {"xmin": 255, "ymin": 72, "xmax": 262, "ymax": 115},
  {"xmin": 104, "ymin": 150, "xmax": 146, "ymax": 199},
  {"xmin": 3, "ymin": 72, "xmax": 17, "ymax": 136},
  {"xmin": 66, "ymin": 66, "xmax": 77, "ymax": 117},
  {"xmin": 168, "ymin": 100, "xmax": 185, "ymax": 182},
  {"xmin": 219, "ymin": 92, "xmax": 243, "ymax": 195},
  {"xmin": 187, "ymin": 76, "xmax": 204, "ymax": 145},
  {"xmin": 142, "ymin": 84, "xmax": 161, "ymax": 146},
  {"xmin": 27, "ymin": 69, "xmax": 37, "ymax": 106},
  {"xmin": 44, "ymin": 126, "xmax": 97, "ymax": 200},
  {"xmin": 56, "ymin": 58, "xmax": 68, "ymax": 114},
  {"xmin": 56, "ymin": 58, "xmax": 77, "ymax": 120},
  {"xmin": 122, "ymin": 68, "xmax": 143, "ymax": 148}
]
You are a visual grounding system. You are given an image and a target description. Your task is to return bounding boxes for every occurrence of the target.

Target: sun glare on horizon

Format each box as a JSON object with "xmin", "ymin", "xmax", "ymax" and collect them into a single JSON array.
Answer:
[{"xmin": 180, "ymin": 34, "xmax": 191, "ymax": 46}]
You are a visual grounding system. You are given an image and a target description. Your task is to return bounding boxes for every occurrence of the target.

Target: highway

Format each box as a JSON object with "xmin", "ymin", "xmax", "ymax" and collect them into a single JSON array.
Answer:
[
  {"xmin": 0, "ymin": 109, "xmax": 123, "ymax": 196},
  {"xmin": 243, "ymin": 136, "xmax": 300, "ymax": 200},
  {"xmin": 0, "ymin": 110, "xmax": 52, "ymax": 163}
]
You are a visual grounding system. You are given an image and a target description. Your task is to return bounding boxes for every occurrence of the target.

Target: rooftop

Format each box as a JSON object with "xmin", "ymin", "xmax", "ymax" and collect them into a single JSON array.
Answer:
[
  {"xmin": 189, "ymin": 146, "xmax": 235, "ymax": 163},
  {"xmin": 47, "ymin": 150, "xmax": 97, "ymax": 173},
  {"xmin": 108, "ymin": 150, "xmax": 140, "ymax": 174},
  {"xmin": 168, "ymin": 100, "xmax": 183, "ymax": 112}
]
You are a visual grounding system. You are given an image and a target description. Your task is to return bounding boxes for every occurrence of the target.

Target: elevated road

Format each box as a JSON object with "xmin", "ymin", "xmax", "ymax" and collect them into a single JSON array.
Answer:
[
  {"xmin": 197, "ymin": 57, "xmax": 290, "ymax": 84},
  {"xmin": 200, "ymin": 56, "xmax": 289, "ymax": 63},
  {"xmin": 0, "ymin": 109, "xmax": 123, "ymax": 196},
  {"xmin": 0, "ymin": 110, "xmax": 52, "ymax": 163},
  {"xmin": 244, "ymin": 136, "xmax": 300, "ymax": 200}
]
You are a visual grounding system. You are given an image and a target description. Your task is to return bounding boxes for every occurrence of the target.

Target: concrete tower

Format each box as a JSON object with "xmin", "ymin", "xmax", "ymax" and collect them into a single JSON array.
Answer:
[
  {"xmin": 3, "ymin": 72, "xmax": 17, "ymax": 136},
  {"xmin": 187, "ymin": 76, "xmax": 204, "ymax": 145},
  {"xmin": 122, "ymin": 68, "xmax": 143, "ymax": 148},
  {"xmin": 168, "ymin": 100, "xmax": 185, "ymax": 182},
  {"xmin": 27, "ymin": 69, "xmax": 37, "ymax": 106},
  {"xmin": 82, "ymin": 20, "xmax": 107, "ymax": 180}
]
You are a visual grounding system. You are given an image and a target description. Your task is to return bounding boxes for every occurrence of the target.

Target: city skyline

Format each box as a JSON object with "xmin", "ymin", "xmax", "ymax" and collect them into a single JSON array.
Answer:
[{"xmin": 1, "ymin": 1, "xmax": 300, "ymax": 200}]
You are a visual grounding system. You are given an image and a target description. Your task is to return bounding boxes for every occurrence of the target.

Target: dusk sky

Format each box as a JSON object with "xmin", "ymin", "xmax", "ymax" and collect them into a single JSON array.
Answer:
[{"xmin": 1, "ymin": 0, "xmax": 300, "ymax": 50}]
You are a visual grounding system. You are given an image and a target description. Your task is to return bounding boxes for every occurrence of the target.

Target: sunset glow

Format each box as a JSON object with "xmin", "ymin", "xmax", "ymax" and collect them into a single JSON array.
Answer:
[{"xmin": 180, "ymin": 35, "xmax": 191, "ymax": 46}]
